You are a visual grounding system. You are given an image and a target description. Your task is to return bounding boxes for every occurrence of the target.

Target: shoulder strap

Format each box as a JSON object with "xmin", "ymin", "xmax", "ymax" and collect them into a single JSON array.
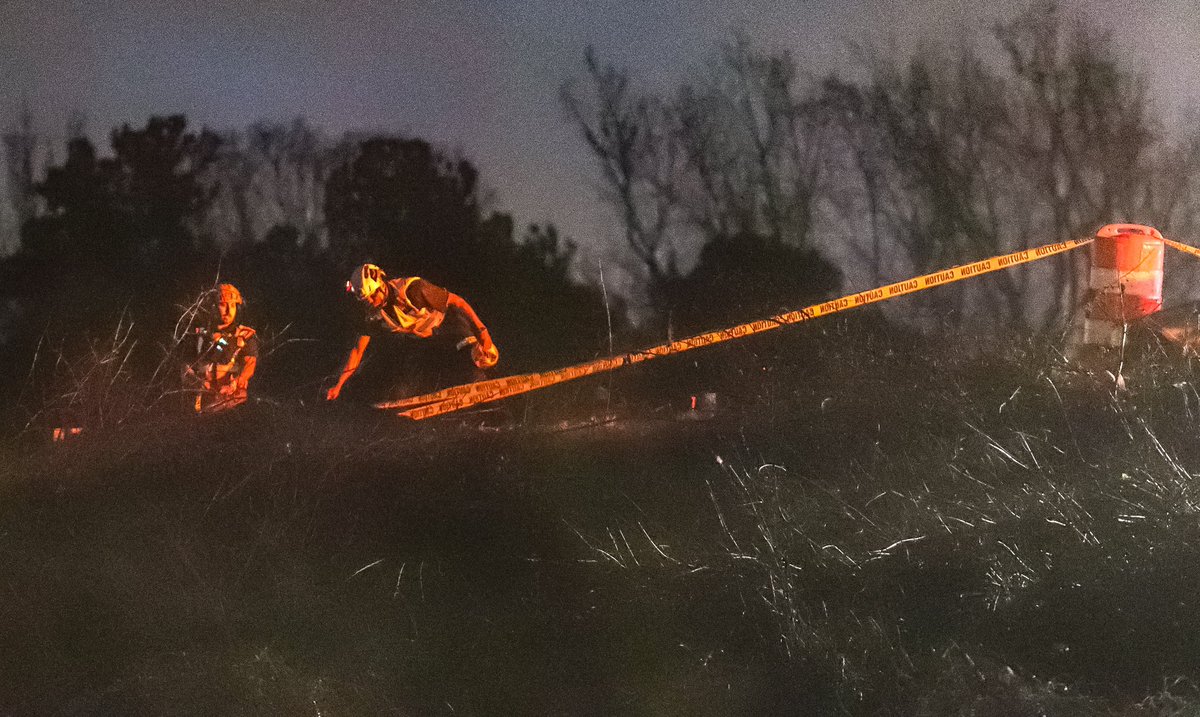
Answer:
[{"xmin": 399, "ymin": 277, "xmax": 423, "ymax": 310}]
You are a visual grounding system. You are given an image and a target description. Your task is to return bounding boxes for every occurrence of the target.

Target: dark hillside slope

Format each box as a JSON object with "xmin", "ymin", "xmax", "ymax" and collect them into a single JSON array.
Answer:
[{"xmin": 5, "ymin": 337, "xmax": 1200, "ymax": 715}]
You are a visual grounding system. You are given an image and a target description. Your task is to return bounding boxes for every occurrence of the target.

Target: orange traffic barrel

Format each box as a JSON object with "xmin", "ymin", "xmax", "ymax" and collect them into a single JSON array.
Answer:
[{"xmin": 1082, "ymin": 223, "xmax": 1164, "ymax": 347}]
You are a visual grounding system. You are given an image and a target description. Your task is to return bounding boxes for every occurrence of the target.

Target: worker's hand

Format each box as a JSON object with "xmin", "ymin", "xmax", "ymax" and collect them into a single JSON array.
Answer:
[
  {"xmin": 325, "ymin": 384, "xmax": 342, "ymax": 401},
  {"xmin": 472, "ymin": 339, "xmax": 499, "ymax": 369},
  {"xmin": 477, "ymin": 329, "xmax": 496, "ymax": 355},
  {"xmin": 219, "ymin": 380, "xmax": 239, "ymax": 396}
]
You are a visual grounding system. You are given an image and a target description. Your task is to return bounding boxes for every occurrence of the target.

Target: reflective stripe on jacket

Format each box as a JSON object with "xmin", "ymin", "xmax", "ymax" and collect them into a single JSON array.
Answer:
[{"xmin": 374, "ymin": 277, "xmax": 446, "ymax": 337}]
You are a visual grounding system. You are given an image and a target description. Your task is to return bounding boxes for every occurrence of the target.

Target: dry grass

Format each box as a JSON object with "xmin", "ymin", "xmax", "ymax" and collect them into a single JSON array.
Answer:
[{"xmin": 4, "ymin": 325, "xmax": 1200, "ymax": 714}]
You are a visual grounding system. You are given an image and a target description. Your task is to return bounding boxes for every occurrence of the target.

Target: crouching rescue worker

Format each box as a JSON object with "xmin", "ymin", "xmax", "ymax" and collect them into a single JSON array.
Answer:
[
  {"xmin": 183, "ymin": 283, "xmax": 259, "ymax": 413},
  {"xmin": 325, "ymin": 263, "xmax": 499, "ymax": 401}
]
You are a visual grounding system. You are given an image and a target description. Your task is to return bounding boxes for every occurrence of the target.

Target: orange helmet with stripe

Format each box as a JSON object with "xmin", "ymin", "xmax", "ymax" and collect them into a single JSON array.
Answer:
[
  {"xmin": 215, "ymin": 283, "xmax": 243, "ymax": 328},
  {"xmin": 217, "ymin": 283, "xmax": 243, "ymax": 306}
]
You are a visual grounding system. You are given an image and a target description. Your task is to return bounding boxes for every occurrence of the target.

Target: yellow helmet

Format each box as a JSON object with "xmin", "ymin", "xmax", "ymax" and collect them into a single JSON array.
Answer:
[
  {"xmin": 217, "ymin": 283, "xmax": 243, "ymax": 306},
  {"xmin": 347, "ymin": 263, "xmax": 386, "ymax": 301}
]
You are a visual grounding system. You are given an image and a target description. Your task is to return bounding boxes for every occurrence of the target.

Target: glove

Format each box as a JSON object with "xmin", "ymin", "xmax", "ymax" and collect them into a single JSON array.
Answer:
[{"xmin": 472, "ymin": 341, "xmax": 499, "ymax": 369}]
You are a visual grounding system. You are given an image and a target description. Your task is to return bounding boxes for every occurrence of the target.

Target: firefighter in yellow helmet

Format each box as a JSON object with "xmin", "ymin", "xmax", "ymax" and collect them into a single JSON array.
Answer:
[
  {"xmin": 184, "ymin": 283, "xmax": 259, "ymax": 413},
  {"xmin": 325, "ymin": 264, "xmax": 498, "ymax": 401}
]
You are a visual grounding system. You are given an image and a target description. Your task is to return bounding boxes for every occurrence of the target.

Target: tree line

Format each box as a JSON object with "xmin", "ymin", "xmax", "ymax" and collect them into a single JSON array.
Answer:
[
  {"xmin": 562, "ymin": 2, "xmax": 1200, "ymax": 334},
  {"xmin": 0, "ymin": 115, "xmax": 616, "ymax": 429},
  {"xmin": 1, "ymin": 2, "xmax": 1198, "ymax": 431}
]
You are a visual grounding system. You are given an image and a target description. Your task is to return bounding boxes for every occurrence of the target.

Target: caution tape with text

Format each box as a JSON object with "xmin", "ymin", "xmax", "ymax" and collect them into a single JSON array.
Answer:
[{"xmin": 376, "ymin": 237, "xmax": 1093, "ymax": 420}]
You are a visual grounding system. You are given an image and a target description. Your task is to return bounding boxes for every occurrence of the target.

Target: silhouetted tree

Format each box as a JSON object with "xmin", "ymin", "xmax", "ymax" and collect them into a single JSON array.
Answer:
[
  {"xmin": 823, "ymin": 51, "xmax": 1027, "ymax": 330},
  {"xmin": 14, "ymin": 116, "xmax": 220, "ymax": 312},
  {"xmin": 565, "ymin": 41, "xmax": 843, "ymax": 334},
  {"xmin": 0, "ymin": 115, "xmax": 222, "ymax": 413},
  {"xmin": 824, "ymin": 2, "xmax": 1200, "ymax": 330},
  {"xmin": 2, "ymin": 107, "xmax": 41, "ymax": 237},
  {"xmin": 475, "ymin": 219, "xmax": 621, "ymax": 368},
  {"xmin": 674, "ymin": 36, "xmax": 834, "ymax": 252},
  {"xmin": 203, "ymin": 118, "xmax": 347, "ymax": 250},
  {"xmin": 994, "ymin": 2, "xmax": 1169, "ymax": 323},
  {"xmin": 325, "ymin": 136, "xmax": 480, "ymax": 280},
  {"xmin": 663, "ymin": 232, "xmax": 841, "ymax": 333},
  {"xmin": 561, "ymin": 47, "xmax": 685, "ymax": 319}
]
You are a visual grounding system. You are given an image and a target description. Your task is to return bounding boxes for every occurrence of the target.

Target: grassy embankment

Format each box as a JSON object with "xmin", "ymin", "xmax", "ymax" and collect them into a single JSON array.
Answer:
[{"xmin": 4, "ymin": 324, "xmax": 1200, "ymax": 715}]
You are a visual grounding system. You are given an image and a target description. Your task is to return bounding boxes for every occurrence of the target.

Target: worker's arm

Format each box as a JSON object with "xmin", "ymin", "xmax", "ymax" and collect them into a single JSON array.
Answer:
[
  {"xmin": 235, "ymin": 356, "xmax": 257, "ymax": 392},
  {"xmin": 326, "ymin": 334, "xmax": 371, "ymax": 400},
  {"xmin": 219, "ymin": 355, "xmax": 258, "ymax": 395},
  {"xmin": 446, "ymin": 293, "xmax": 494, "ymax": 353}
]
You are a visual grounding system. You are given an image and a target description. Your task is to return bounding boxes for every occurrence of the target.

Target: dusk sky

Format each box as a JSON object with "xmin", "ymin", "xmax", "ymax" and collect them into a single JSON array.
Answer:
[{"xmin": 4, "ymin": 0, "xmax": 1200, "ymax": 275}]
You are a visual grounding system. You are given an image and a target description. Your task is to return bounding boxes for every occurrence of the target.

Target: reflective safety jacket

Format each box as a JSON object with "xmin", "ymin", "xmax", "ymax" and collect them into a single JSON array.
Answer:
[
  {"xmin": 371, "ymin": 277, "xmax": 448, "ymax": 338},
  {"xmin": 190, "ymin": 324, "xmax": 258, "ymax": 413},
  {"xmin": 200, "ymin": 325, "xmax": 259, "ymax": 372}
]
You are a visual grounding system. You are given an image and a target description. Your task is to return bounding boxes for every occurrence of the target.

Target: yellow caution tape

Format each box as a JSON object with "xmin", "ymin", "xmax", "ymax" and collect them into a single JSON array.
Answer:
[
  {"xmin": 380, "ymin": 237, "xmax": 1093, "ymax": 420},
  {"xmin": 1165, "ymin": 238, "xmax": 1200, "ymax": 261}
]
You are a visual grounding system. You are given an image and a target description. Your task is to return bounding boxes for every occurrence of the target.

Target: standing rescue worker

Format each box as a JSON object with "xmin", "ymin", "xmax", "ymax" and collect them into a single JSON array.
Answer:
[
  {"xmin": 184, "ymin": 283, "xmax": 259, "ymax": 413},
  {"xmin": 325, "ymin": 263, "xmax": 499, "ymax": 401}
]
